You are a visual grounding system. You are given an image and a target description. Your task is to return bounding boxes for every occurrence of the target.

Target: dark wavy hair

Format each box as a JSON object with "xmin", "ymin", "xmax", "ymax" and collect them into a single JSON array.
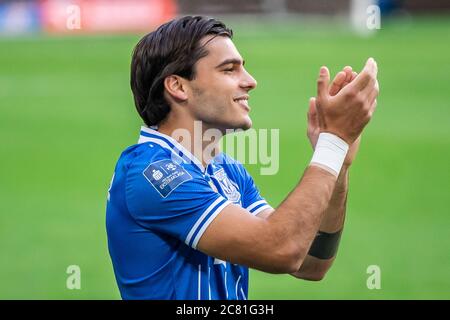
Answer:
[{"xmin": 130, "ymin": 16, "xmax": 233, "ymax": 126}]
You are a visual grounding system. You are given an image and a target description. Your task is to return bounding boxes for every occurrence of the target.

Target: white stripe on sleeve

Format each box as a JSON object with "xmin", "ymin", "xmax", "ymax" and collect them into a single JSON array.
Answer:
[
  {"xmin": 192, "ymin": 200, "xmax": 231, "ymax": 249},
  {"xmin": 246, "ymin": 199, "xmax": 266, "ymax": 212},
  {"xmin": 185, "ymin": 197, "xmax": 228, "ymax": 246}
]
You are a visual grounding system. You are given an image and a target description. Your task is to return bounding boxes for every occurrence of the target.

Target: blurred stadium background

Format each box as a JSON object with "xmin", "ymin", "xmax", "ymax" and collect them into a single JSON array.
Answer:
[{"xmin": 0, "ymin": 0, "xmax": 449, "ymax": 299}]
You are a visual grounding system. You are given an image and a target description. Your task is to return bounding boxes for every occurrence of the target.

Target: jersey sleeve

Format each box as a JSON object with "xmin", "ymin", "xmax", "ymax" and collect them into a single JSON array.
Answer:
[{"xmin": 126, "ymin": 156, "xmax": 231, "ymax": 249}]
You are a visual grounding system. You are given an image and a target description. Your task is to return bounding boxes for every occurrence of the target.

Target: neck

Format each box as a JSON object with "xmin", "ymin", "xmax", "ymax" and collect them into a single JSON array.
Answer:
[{"xmin": 157, "ymin": 120, "xmax": 221, "ymax": 169}]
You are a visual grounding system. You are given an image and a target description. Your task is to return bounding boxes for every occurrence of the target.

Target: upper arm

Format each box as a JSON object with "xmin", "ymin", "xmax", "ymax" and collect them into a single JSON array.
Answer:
[
  {"xmin": 197, "ymin": 203, "xmax": 295, "ymax": 273},
  {"xmin": 197, "ymin": 164, "xmax": 291, "ymax": 273}
]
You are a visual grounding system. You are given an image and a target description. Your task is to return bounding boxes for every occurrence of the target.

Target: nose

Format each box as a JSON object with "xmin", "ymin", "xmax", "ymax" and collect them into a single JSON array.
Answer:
[{"xmin": 240, "ymin": 68, "xmax": 257, "ymax": 90}]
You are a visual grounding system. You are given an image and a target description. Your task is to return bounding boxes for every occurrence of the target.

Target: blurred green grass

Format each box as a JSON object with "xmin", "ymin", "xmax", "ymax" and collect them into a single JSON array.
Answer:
[{"xmin": 0, "ymin": 16, "xmax": 449, "ymax": 299}]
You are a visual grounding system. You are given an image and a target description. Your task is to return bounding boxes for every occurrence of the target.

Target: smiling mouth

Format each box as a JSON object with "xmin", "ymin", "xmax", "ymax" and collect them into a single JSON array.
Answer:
[{"xmin": 234, "ymin": 97, "xmax": 250, "ymax": 111}]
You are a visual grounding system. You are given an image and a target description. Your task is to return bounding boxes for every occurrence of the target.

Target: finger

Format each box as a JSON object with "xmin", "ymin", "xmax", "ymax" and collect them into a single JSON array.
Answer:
[
  {"xmin": 351, "ymin": 57, "xmax": 377, "ymax": 91},
  {"xmin": 369, "ymin": 98, "xmax": 377, "ymax": 116},
  {"xmin": 341, "ymin": 69, "xmax": 357, "ymax": 88},
  {"xmin": 343, "ymin": 66, "xmax": 353, "ymax": 82},
  {"xmin": 329, "ymin": 71, "xmax": 346, "ymax": 96},
  {"xmin": 309, "ymin": 97, "xmax": 317, "ymax": 117},
  {"xmin": 317, "ymin": 66, "xmax": 330, "ymax": 99},
  {"xmin": 361, "ymin": 75, "xmax": 377, "ymax": 97},
  {"xmin": 367, "ymin": 80, "xmax": 379, "ymax": 105},
  {"xmin": 308, "ymin": 97, "xmax": 319, "ymax": 128},
  {"xmin": 307, "ymin": 99, "xmax": 312, "ymax": 120}
]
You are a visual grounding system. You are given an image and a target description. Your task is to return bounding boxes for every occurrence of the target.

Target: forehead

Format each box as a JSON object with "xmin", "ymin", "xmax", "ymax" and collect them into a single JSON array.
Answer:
[{"xmin": 198, "ymin": 35, "xmax": 242, "ymax": 66}]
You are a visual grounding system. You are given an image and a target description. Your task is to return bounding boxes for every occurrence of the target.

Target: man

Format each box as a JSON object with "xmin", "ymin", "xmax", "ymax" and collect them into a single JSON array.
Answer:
[{"xmin": 106, "ymin": 16, "xmax": 379, "ymax": 299}]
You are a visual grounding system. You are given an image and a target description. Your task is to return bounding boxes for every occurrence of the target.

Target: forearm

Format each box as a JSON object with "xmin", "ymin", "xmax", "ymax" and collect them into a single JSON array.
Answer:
[
  {"xmin": 292, "ymin": 166, "xmax": 349, "ymax": 280},
  {"xmin": 319, "ymin": 165, "xmax": 349, "ymax": 232},
  {"xmin": 266, "ymin": 165, "xmax": 337, "ymax": 270}
]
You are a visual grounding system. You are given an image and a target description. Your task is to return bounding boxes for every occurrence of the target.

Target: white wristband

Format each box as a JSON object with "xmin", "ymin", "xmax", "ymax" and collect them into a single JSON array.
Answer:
[{"xmin": 310, "ymin": 132, "xmax": 349, "ymax": 177}]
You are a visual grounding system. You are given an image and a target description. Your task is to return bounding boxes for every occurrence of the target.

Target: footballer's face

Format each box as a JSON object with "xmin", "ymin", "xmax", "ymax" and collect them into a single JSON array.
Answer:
[{"xmin": 186, "ymin": 35, "xmax": 257, "ymax": 132}]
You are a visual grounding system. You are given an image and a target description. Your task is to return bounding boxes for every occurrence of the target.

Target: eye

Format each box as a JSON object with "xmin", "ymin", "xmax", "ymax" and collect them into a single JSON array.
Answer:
[{"xmin": 222, "ymin": 64, "xmax": 236, "ymax": 73}]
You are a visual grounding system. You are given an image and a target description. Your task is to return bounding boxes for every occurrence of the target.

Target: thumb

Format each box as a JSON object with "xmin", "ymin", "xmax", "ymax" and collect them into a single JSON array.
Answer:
[{"xmin": 317, "ymin": 66, "xmax": 330, "ymax": 99}]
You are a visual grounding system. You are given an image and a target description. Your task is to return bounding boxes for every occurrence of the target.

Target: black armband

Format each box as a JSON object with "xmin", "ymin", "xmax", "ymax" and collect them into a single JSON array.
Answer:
[{"xmin": 308, "ymin": 229, "xmax": 343, "ymax": 260}]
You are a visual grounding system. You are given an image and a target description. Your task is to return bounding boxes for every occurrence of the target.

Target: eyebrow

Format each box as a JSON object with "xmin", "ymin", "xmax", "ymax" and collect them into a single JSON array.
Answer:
[{"xmin": 215, "ymin": 58, "xmax": 245, "ymax": 69}]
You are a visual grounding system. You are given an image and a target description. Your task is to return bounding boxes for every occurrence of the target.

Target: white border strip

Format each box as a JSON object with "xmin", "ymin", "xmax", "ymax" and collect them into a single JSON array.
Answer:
[
  {"xmin": 235, "ymin": 275, "xmax": 241, "ymax": 300},
  {"xmin": 208, "ymin": 266, "xmax": 211, "ymax": 300},
  {"xmin": 198, "ymin": 264, "xmax": 201, "ymax": 300},
  {"xmin": 224, "ymin": 271, "xmax": 229, "ymax": 299},
  {"xmin": 240, "ymin": 288, "xmax": 247, "ymax": 300},
  {"xmin": 185, "ymin": 197, "xmax": 226, "ymax": 246},
  {"xmin": 246, "ymin": 200, "xmax": 266, "ymax": 212},
  {"xmin": 192, "ymin": 200, "xmax": 231, "ymax": 249},
  {"xmin": 252, "ymin": 205, "xmax": 273, "ymax": 216}
]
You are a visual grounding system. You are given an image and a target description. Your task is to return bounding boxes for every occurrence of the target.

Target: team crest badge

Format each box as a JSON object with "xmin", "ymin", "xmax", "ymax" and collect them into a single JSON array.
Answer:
[{"xmin": 213, "ymin": 168, "xmax": 241, "ymax": 203}]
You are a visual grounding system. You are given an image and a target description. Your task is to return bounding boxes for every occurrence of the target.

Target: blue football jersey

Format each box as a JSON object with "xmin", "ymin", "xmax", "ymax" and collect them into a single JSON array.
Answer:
[{"xmin": 106, "ymin": 126, "xmax": 272, "ymax": 300}]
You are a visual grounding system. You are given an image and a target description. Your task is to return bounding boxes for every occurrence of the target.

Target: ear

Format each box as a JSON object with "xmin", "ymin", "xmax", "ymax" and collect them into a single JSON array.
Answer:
[{"xmin": 163, "ymin": 75, "xmax": 188, "ymax": 102}]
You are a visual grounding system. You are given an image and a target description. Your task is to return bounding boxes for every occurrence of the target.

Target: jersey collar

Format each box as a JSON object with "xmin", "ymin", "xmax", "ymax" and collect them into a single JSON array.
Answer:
[{"xmin": 138, "ymin": 126, "xmax": 206, "ymax": 173}]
